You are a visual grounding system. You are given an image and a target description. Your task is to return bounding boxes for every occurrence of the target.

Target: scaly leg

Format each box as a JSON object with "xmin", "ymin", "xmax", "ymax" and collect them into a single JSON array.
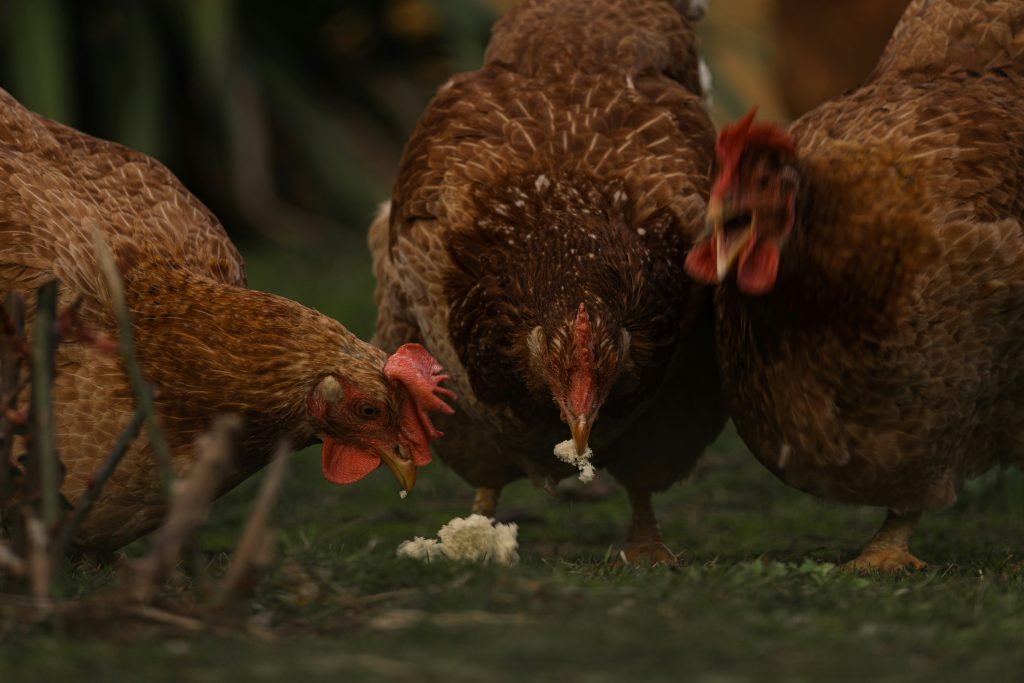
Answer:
[
  {"xmin": 621, "ymin": 488, "xmax": 677, "ymax": 566},
  {"xmin": 472, "ymin": 486, "xmax": 501, "ymax": 518},
  {"xmin": 843, "ymin": 510, "xmax": 927, "ymax": 573}
]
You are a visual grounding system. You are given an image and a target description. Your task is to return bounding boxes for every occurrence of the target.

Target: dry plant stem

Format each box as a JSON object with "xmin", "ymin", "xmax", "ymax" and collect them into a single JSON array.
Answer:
[
  {"xmin": 0, "ymin": 292, "xmax": 26, "ymax": 513},
  {"xmin": 0, "ymin": 539, "xmax": 27, "ymax": 575},
  {"xmin": 209, "ymin": 440, "xmax": 290, "ymax": 610},
  {"xmin": 89, "ymin": 226, "xmax": 173, "ymax": 500},
  {"xmin": 131, "ymin": 416, "xmax": 240, "ymax": 604},
  {"xmin": 28, "ymin": 282, "xmax": 60, "ymax": 529},
  {"xmin": 25, "ymin": 516, "xmax": 50, "ymax": 602},
  {"xmin": 51, "ymin": 407, "xmax": 146, "ymax": 564},
  {"xmin": 126, "ymin": 603, "xmax": 204, "ymax": 631},
  {"xmin": 472, "ymin": 487, "xmax": 501, "ymax": 517}
]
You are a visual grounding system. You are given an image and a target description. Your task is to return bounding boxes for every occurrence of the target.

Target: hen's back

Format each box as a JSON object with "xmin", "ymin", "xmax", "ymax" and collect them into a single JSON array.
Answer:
[
  {"xmin": 0, "ymin": 87, "xmax": 244, "ymax": 325},
  {"xmin": 790, "ymin": 0, "xmax": 1024, "ymax": 228},
  {"xmin": 485, "ymin": 0, "xmax": 706, "ymax": 90},
  {"xmin": 874, "ymin": 0, "xmax": 1024, "ymax": 77}
]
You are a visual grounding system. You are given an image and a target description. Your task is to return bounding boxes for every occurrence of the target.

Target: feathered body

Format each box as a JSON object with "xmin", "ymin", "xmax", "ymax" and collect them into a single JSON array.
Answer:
[
  {"xmin": 687, "ymin": 0, "xmax": 1024, "ymax": 568},
  {"xmin": 0, "ymin": 88, "xmax": 450, "ymax": 550},
  {"xmin": 372, "ymin": 0, "xmax": 725, "ymax": 560}
]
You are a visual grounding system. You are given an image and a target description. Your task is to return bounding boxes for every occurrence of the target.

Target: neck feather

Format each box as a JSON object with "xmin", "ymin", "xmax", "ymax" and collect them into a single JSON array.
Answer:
[{"xmin": 123, "ymin": 265, "xmax": 385, "ymax": 457}]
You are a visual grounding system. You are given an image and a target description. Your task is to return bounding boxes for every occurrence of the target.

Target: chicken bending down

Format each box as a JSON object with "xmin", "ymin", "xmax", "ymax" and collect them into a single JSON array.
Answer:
[
  {"xmin": 371, "ymin": 0, "xmax": 726, "ymax": 564},
  {"xmin": 0, "ymin": 88, "xmax": 453, "ymax": 550},
  {"xmin": 686, "ymin": 0, "xmax": 1024, "ymax": 570}
]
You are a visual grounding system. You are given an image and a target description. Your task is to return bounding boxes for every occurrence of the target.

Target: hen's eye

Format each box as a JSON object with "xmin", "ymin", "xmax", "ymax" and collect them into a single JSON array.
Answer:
[{"xmin": 358, "ymin": 403, "xmax": 379, "ymax": 419}]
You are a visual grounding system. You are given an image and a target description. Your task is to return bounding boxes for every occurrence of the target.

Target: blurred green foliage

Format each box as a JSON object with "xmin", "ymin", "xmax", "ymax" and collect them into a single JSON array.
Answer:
[{"xmin": 0, "ymin": 0, "xmax": 503, "ymax": 251}]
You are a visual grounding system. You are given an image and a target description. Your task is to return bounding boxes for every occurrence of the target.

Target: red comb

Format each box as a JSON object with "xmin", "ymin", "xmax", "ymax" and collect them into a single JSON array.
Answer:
[
  {"xmin": 384, "ymin": 343, "xmax": 456, "ymax": 440},
  {"xmin": 712, "ymin": 108, "xmax": 797, "ymax": 200},
  {"xmin": 568, "ymin": 303, "xmax": 596, "ymax": 415}
]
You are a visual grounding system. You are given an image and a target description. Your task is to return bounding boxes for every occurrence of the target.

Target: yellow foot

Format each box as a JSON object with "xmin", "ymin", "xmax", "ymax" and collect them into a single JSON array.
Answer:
[
  {"xmin": 842, "ymin": 547, "xmax": 927, "ymax": 573},
  {"xmin": 619, "ymin": 542, "xmax": 679, "ymax": 567}
]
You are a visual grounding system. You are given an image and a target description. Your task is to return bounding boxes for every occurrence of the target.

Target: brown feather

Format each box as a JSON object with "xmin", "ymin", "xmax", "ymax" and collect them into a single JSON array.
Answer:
[
  {"xmin": 709, "ymin": 0, "xmax": 1024, "ymax": 517},
  {"xmin": 372, "ymin": 0, "xmax": 725, "ymax": 515},
  {"xmin": 0, "ymin": 87, "xmax": 425, "ymax": 550}
]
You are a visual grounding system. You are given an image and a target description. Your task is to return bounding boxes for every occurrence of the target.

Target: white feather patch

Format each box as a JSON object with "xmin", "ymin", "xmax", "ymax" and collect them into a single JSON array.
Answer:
[
  {"xmin": 699, "ymin": 58, "xmax": 714, "ymax": 112},
  {"xmin": 678, "ymin": 0, "xmax": 709, "ymax": 21}
]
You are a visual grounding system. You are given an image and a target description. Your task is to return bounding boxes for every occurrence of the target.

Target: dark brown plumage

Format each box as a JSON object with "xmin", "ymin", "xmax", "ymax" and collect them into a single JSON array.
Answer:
[
  {"xmin": 687, "ymin": 0, "xmax": 1024, "ymax": 570},
  {"xmin": 0, "ymin": 88, "xmax": 452, "ymax": 550},
  {"xmin": 372, "ymin": 0, "xmax": 725, "ymax": 562}
]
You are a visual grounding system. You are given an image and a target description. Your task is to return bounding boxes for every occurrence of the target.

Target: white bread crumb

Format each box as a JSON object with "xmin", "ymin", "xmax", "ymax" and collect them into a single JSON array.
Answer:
[
  {"xmin": 396, "ymin": 514, "xmax": 519, "ymax": 566},
  {"xmin": 553, "ymin": 439, "xmax": 596, "ymax": 483},
  {"xmin": 396, "ymin": 537, "xmax": 444, "ymax": 562},
  {"xmin": 399, "ymin": 490, "xmax": 408, "ymax": 499}
]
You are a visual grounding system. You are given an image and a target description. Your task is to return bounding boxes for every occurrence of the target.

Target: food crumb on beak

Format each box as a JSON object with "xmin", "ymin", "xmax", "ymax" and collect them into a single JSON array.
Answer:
[
  {"xmin": 399, "ymin": 490, "xmax": 408, "ymax": 499},
  {"xmin": 553, "ymin": 439, "xmax": 595, "ymax": 482}
]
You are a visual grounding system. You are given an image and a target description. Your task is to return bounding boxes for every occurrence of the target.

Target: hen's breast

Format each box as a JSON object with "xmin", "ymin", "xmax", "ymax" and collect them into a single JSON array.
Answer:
[
  {"xmin": 387, "ymin": 62, "xmax": 714, "ymax": 485},
  {"xmin": 718, "ymin": 207, "xmax": 1024, "ymax": 512}
]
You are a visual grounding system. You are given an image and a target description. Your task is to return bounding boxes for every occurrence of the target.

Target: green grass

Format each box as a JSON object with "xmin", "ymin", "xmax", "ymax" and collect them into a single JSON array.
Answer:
[{"xmin": 2, "ymin": 246, "xmax": 1022, "ymax": 682}]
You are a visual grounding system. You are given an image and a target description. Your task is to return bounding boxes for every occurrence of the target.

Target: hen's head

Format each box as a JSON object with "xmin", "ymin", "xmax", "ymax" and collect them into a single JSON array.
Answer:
[
  {"xmin": 686, "ymin": 109, "xmax": 800, "ymax": 295},
  {"xmin": 526, "ymin": 303, "xmax": 630, "ymax": 456},
  {"xmin": 306, "ymin": 343, "xmax": 455, "ymax": 493}
]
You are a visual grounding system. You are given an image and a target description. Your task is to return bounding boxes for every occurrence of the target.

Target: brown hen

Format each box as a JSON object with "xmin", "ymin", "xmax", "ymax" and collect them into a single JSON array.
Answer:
[
  {"xmin": 0, "ymin": 88, "xmax": 453, "ymax": 550},
  {"xmin": 687, "ymin": 0, "xmax": 1024, "ymax": 570},
  {"xmin": 371, "ymin": 0, "xmax": 725, "ymax": 563}
]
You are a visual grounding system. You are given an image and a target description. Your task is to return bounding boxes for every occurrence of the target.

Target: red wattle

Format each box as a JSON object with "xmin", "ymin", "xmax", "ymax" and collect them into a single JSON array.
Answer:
[
  {"xmin": 685, "ymin": 238, "xmax": 719, "ymax": 284},
  {"xmin": 322, "ymin": 438, "xmax": 382, "ymax": 484},
  {"xmin": 737, "ymin": 241, "xmax": 780, "ymax": 295},
  {"xmin": 397, "ymin": 399, "xmax": 435, "ymax": 467}
]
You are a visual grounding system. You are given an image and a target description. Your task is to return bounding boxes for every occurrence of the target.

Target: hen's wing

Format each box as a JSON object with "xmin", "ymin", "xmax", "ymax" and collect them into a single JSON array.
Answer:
[
  {"xmin": 0, "ymin": 87, "xmax": 250, "ymax": 547},
  {"xmin": 0, "ymin": 87, "xmax": 244, "ymax": 326},
  {"xmin": 873, "ymin": 0, "xmax": 1024, "ymax": 77},
  {"xmin": 486, "ymin": 0, "xmax": 706, "ymax": 92}
]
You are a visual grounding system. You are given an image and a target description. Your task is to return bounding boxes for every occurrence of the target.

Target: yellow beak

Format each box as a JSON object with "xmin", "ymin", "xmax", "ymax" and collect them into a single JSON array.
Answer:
[
  {"xmin": 377, "ymin": 444, "xmax": 416, "ymax": 493},
  {"xmin": 569, "ymin": 414, "xmax": 592, "ymax": 456},
  {"xmin": 707, "ymin": 197, "xmax": 754, "ymax": 281}
]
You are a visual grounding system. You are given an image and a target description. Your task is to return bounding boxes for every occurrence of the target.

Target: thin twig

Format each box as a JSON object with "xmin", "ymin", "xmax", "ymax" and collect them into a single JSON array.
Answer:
[
  {"xmin": 210, "ymin": 439, "xmax": 290, "ymax": 610},
  {"xmin": 28, "ymin": 282, "xmax": 60, "ymax": 530},
  {"xmin": 89, "ymin": 225, "xmax": 173, "ymax": 501},
  {"xmin": 131, "ymin": 416, "xmax": 239, "ymax": 604},
  {"xmin": 51, "ymin": 407, "xmax": 146, "ymax": 564},
  {"xmin": 24, "ymin": 515, "xmax": 50, "ymax": 603},
  {"xmin": 0, "ymin": 539, "xmax": 26, "ymax": 576},
  {"xmin": 0, "ymin": 292, "xmax": 26, "ymax": 517},
  {"xmin": 125, "ymin": 604, "xmax": 205, "ymax": 631}
]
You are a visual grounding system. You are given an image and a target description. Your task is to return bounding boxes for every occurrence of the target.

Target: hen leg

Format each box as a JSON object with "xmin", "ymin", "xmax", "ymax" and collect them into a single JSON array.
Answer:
[
  {"xmin": 621, "ymin": 488, "xmax": 677, "ymax": 566},
  {"xmin": 472, "ymin": 486, "xmax": 501, "ymax": 517},
  {"xmin": 843, "ymin": 510, "xmax": 926, "ymax": 572}
]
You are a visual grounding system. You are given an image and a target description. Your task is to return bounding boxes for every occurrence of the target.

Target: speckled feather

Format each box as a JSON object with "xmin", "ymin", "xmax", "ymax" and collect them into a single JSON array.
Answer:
[
  {"xmin": 372, "ymin": 0, "xmax": 725, "ymax": 492},
  {"xmin": 715, "ymin": 0, "xmax": 1024, "ymax": 513},
  {"xmin": 0, "ymin": 88, "xmax": 389, "ymax": 549}
]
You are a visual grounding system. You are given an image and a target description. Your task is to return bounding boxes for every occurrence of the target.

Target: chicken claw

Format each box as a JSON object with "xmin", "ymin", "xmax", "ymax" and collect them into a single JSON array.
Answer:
[
  {"xmin": 621, "ymin": 541, "xmax": 679, "ymax": 567},
  {"xmin": 842, "ymin": 510, "xmax": 927, "ymax": 573},
  {"xmin": 617, "ymin": 488, "xmax": 679, "ymax": 567}
]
